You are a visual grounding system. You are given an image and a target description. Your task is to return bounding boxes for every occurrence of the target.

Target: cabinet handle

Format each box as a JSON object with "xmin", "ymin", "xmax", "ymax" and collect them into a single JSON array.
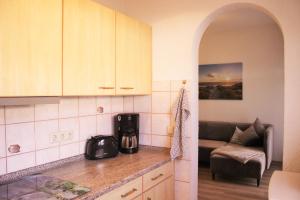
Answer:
[
  {"xmin": 151, "ymin": 173, "xmax": 164, "ymax": 181},
  {"xmin": 8, "ymin": 144, "xmax": 20, "ymax": 153},
  {"xmin": 120, "ymin": 188, "xmax": 137, "ymax": 198},
  {"xmin": 98, "ymin": 86, "xmax": 115, "ymax": 89},
  {"xmin": 120, "ymin": 87, "xmax": 134, "ymax": 90}
]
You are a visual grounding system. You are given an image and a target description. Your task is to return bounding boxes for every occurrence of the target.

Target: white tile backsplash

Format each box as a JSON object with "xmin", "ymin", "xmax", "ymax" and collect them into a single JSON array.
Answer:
[
  {"xmin": 123, "ymin": 97, "xmax": 134, "ymax": 112},
  {"xmin": 181, "ymin": 137, "xmax": 191, "ymax": 160},
  {"xmin": 79, "ymin": 116, "xmax": 97, "ymax": 140},
  {"xmin": 36, "ymin": 147, "xmax": 59, "ymax": 165},
  {"xmin": 35, "ymin": 104, "xmax": 59, "ymax": 121},
  {"xmin": 0, "ymin": 80, "xmax": 184, "ymax": 175},
  {"xmin": 175, "ymin": 160, "xmax": 191, "ymax": 182},
  {"xmin": 59, "ymin": 98, "xmax": 78, "ymax": 118},
  {"xmin": 171, "ymin": 91, "xmax": 179, "ymax": 107},
  {"xmin": 79, "ymin": 97, "xmax": 96, "ymax": 116},
  {"xmin": 7, "ymin": 152, "xmax": 35, "ymax": 173},
  {"xmin": 0, "ymin": 107, "xmax": 4, "ymax": 125},
  {"xmin": 5, "ymin": 105, "xmax": 34, "ymax": 124},
  {"xmin": 35, "ymin": 120, "xmax": 59, "ymax": 150},
  {"xmin": 0, "ymin": 158, "xmax": 6, "ymax": 175},
  {"xmin": 59, "ymin": 118, "xmax": 79, "ymax": 144},
  {"xmin": 96, "ymin": 97, "xmax": 111, "ymax": 114},
  {"xmin": 0, "ymin": 125, "xmax": 5, "ymax": 158},
  {"xmin": 171, "ymin": 80, "xmax": 190, "ymax": 91},
  {"xmin": 152, "ymin": 114, "xmax": 170, "ymax": 135},
  {"xmin": 79, "ymin": 141, "xmax": 86, "ymax": 154},
  {"xmin": 134, "ymin": 96, "xmax": 151, "ymax": 113},
  {"xmin": 151, "ymin": 135, "xmax": 171, "ymax": 148},
  {"xmin": 6, "ymin": 123, "xmax": 35, "ymax": 156},
  {"xmin": 139, "ymin": 134, "xmax": 151, "ymax": 146},
  {"xmin": 152, "ymin": 92, "xmax": 171, "ymax": 114},
  {"xmin": 96, "ymin": 114, "xmax": 113, "ymax": 135},
  {"xmin": 139, "ymin": 113, "xmax": 151, "ymax": 134},
  {"xmin": 111, "ymin": 97, "xmax": 124, "ymax": 113},
  {"xmin": 60, "ymin": 143, "xmax": 79, "ymax": 159}
]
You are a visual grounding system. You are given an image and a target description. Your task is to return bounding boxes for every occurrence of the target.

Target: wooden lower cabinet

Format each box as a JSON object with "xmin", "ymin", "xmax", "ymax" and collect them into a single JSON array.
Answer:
[
  {"xmin": 133, "ymin": 195, "xmax": 143, "ymax": 200},
  {"xmin": 143, "ymin": 177, "xmax": 174, "ymax": 200},
  {"xmin": 97, "ymin": 176, "xmax": 142, "ymax": 200},
  {"xmin": 97, "ymin": 162, "xmax": 174, "ymax": 200}
]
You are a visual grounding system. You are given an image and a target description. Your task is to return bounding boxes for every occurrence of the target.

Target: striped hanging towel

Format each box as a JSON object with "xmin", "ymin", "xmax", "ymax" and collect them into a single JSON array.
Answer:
[{"xmin": 170, "ymin": 87, "xmax": 190, "ymax": 160}]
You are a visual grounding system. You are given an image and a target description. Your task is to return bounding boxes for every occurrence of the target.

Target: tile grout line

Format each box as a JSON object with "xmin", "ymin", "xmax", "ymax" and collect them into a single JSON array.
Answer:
[
  {"xmin": 77, "ymin": 97, "xmax": 81, "ymax": 155},
  {"xmin": 4, "ymin": 105, "xmax": 7, "ymax": 174},
  {"xmin": 33, "ymin": 104, "xmax": 37, "ymax": 168},
  {"xmin": 58, "ymin": 100, "xmax": 62, "ymax": 160},
  {"xmin": 150, "ymin": 92, "xmax": 153, "ymax": 146}
]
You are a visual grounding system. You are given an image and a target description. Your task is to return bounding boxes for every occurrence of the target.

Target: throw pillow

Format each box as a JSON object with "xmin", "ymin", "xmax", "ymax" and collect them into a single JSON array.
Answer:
[
  {"xmin": 253, "ymin": 118, "xmax": 265, "ymax": 137},
  {"xmin": 230, "ymin": 125, "xmax": 260, "ymax": 146},
  {"xmin": 230, "ymin": 127, "xmax": 244, "ymax": 145}
]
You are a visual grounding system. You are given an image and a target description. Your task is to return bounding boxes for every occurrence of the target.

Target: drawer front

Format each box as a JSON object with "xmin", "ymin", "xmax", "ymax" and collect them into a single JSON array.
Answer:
[
  {"xmin": 143, "ymin": 162, "xmax": 173, "ymax": 191},
  {"xmin": 132, "ymin": 195, "xmax": 142, "ymax": 200},
  {"xmin": 97, "ymin": 176, "xmax": 142, "ymax": 200}
]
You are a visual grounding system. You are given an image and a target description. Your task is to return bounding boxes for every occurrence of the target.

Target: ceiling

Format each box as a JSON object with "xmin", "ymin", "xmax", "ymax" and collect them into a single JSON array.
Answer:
[{"xmin": 206, "ymin": 7, "xmax": 278, "ymax": 33}]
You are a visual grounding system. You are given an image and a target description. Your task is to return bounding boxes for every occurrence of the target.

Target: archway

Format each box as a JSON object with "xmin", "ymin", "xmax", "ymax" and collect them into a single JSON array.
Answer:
[{"xmin": 193, "ymin": 3, "xmax": 284, "ymax": 199}]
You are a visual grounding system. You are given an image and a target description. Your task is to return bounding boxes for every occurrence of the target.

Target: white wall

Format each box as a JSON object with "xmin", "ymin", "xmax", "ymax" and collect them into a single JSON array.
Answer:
[
  {"xmin": 198, "ymin": 25, "xmax": 284, "ymax": 161},
  {"xmin": 96, "ymin": 0, "xmax": 300, "ymax": 199}
]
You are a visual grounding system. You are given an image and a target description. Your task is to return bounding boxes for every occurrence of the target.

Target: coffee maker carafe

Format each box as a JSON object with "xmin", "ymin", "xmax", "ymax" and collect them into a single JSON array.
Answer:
[{"xmin": 114, "ymin": 113, "xmax": 139, "ymax": 154}]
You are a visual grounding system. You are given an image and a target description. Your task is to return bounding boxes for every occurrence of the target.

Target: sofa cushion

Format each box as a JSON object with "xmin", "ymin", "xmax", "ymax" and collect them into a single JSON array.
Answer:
[
  {"xmin": 230, "ymin": 126, "xmax": 260, "ymax": 146},
  {"xmin": 199, "ymin": 121, "xmax": 236, "ymax": 142},
  {"xmin": 253, "ymin": 118, "xmax": 266, "ymax": 137},
  {"xmin": 198, "ymin": 139, "xmax": 227, "ymax": 149}
]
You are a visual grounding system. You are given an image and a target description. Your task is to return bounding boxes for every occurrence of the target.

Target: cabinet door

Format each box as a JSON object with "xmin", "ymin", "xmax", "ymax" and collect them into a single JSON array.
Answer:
[
  {"xmin": 63, "ymin": 0, "xmax": 115, "ymax": 96},
  {"xmin": 116, "ymin": 12, "xmax": 139, "ymax": 95},
  {"xmin": 135, "ymin": 23, "xmax": 152, "ymax": 95},
  {"xmin": 0, "ymin": 0, "xmax": 62, "ymax": 97},
  {"xmin": 143, "ymin": 177, "xmax": 174, "ymax": 200},
  {"xmin": 116, "ymin": 12, "xmax": 152, "ymax": 95}
]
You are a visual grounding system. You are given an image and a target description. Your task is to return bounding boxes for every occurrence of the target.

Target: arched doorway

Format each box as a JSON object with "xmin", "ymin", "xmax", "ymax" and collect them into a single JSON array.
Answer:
[{"xmin": 193, "ymin": 3, "xmax": 284, "ymax": 199}]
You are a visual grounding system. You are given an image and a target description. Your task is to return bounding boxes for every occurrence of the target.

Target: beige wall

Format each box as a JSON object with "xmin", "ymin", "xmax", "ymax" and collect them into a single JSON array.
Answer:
[
  {"xmin": 198, "ymin": 25, "xmax": 284, "ymax": 161},
  {"xmin": 96, "ymin": 0, "xmax": 300, "ymax": 199}
]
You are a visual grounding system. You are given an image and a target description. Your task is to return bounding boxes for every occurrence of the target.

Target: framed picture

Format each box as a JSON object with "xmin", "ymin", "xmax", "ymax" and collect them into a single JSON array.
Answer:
[{"xmin": 198, "ymin": 63, "xmax": 243, "ymax": 100}]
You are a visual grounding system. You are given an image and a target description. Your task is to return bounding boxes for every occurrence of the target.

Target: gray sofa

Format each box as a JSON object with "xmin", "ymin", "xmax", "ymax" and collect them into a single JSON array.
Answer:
[{"xmin": 198, "ymin": 121, "xmax": 273, "ymax": 186}]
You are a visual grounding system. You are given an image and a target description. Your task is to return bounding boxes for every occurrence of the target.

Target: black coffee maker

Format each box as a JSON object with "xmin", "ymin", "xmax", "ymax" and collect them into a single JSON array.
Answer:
[{"xmin": 114, "ymin": 113, "xmax": 139, "ymax": 154}]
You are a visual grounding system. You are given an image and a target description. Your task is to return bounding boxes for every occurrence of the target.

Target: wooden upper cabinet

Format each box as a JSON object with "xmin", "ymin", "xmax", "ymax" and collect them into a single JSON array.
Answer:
[
  {"xmin": 63, "ymin": 0, "xmax": 116, "ymax": 96},
  {"xmin": 0, "ymin": 0, "xmax": 62, "ymax": 97},
  {"xmin": 136, "ymin": 23, "xmax": 152, "ymax": 95},
  {"xmin": 116, "ymin": 12, "xmax": 152, "ymax": 95}
]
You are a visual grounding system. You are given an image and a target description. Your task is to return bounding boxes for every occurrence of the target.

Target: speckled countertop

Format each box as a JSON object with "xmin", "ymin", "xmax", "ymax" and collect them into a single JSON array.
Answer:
[{"xmin": 42, "ymin": 146, "xmax": 171, "ymax": 200}]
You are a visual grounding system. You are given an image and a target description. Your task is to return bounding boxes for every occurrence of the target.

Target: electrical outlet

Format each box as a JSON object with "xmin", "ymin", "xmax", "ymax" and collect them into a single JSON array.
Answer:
[
  {"xmin": 50, "ymin": 131, "xmax": 74, "ymax": 143},
  {"xmin": 61, "ymin": 131, "xmax": 73, "ymax": 142},
  {"xmin": 50, "ymin": 132, "xmax": 59, "ymax": 144}
]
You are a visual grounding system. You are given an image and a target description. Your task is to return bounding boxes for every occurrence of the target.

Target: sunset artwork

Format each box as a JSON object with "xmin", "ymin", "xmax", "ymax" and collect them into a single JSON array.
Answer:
[{"xmin": 198, "ymin": 63, "xmax": 243, "ymax": 100}]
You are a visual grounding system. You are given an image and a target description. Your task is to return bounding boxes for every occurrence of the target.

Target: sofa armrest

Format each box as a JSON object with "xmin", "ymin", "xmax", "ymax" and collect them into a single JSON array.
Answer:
[{"xmin": 264, "ymin": 125, "xmax": 274, "ymax": 169}]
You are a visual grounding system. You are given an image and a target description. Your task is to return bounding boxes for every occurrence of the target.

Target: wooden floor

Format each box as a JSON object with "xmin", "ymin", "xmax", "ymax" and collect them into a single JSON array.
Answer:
[{"xmin": 198, "ymin": 162, "xmax": 282, "ymax": 200}]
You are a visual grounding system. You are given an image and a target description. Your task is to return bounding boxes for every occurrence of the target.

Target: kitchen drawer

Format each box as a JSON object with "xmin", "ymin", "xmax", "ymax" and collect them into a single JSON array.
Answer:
[
  {"xmin": 97, "ymin": 176, "xmax": 142, "ymax": 200},
  {"xmin": 143, "ymin": 162, "xmax": 173, "ymax": 191}
]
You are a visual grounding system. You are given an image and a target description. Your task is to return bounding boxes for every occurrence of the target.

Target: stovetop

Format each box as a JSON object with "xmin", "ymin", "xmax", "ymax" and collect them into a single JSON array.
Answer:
[{"xmin": 0, "ymin": 174, "xmax": 90, "ymax": 200}]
